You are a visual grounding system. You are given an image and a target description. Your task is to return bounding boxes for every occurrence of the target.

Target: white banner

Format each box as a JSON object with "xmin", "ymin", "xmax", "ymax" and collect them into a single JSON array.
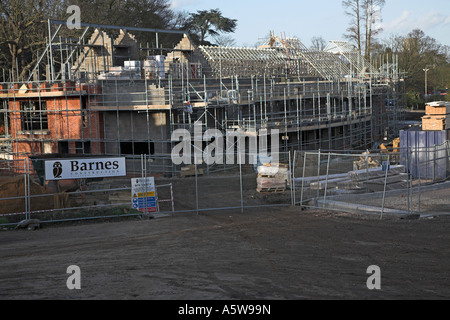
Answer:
[{"xmin": 44, "ymin": 158, "xmax": 126, "ymax": 181}]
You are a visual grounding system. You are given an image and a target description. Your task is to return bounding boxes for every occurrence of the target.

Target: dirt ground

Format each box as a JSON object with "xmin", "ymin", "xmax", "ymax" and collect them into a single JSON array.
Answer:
[{"xmin": 1, "ymin": 200, "xmax": 450, "ymax": 300}]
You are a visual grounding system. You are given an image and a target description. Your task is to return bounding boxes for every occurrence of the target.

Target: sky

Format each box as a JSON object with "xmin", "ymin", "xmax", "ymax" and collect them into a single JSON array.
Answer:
[{"xmin": 170, "ymin": 0, "xmax": 450, "ymax": 48}]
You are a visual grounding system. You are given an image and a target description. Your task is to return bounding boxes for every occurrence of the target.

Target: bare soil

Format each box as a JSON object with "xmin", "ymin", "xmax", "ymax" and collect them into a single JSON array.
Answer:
[
  {"xmin": 0, "ymin": 176, "xmax": 52, "ymax": 215},
  {"xmin": 1, "ymin": 202, "xmax": 450, "ymax": 300}
]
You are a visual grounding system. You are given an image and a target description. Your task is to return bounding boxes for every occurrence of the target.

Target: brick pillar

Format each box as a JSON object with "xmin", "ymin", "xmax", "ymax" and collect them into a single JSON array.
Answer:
[
  {"xmin": 40, "ymin": 82, "xmax": 49, "ymax": 92},
  {"xmin": 51, "ymin": 83, "xmax": 62, "ymax": 92}
]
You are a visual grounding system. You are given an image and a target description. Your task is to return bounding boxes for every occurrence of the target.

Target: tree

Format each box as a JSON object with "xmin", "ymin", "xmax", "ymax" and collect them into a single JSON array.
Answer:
[
  {"xmin": 310, "ymin": 36, "xmax": 327, "ymax": 51},
  {"xmin": 0, "ymin": 0, "xmax": 67, "ymax": 81},
  {"xmin": 362, "ymin": 0, "xmax": 385, "ymax": 59},
  {"xmin": 342, "ymin": 0, "xmax": 385, "ymax": 59},
  {"xmin": 376, "ymin": 29, "xmax": 450, "ymax": 105},
  {"xmin": 185, "ymin": 9, "xmax": 237, "ymax": 45},
  {"xmin": 401, "ymin": 29, "xmax": 448, "ymax": 96},
  {"xmin": 212, "ymin": 34, "xmax": 236, "ymax": 47},
  {"xmin": 342, "ymin": 0, "xmax": 363, "ymax": 55},
  {"xmin": 70, "ymin": 0, "xmax": 176, "ymax": 28},
  {"xmin": 70, "ymin": 0, "xmax": 182, "ymax": 50},
  {"xmin": 0, "ymin": 0, "xmax": 198, "ymax": 81}
]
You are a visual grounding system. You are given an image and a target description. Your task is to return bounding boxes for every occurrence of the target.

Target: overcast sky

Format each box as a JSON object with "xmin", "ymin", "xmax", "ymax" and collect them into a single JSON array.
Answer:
[{"xmin": 170, "ymin": 0, "xmax": 450, "ymax": 48}]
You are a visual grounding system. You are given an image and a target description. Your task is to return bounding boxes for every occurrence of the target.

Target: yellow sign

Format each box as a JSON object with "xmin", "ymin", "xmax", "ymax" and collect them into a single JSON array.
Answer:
[{"xmin": 133, "ymin": 192, "xmax": 155, "ymax": 198}]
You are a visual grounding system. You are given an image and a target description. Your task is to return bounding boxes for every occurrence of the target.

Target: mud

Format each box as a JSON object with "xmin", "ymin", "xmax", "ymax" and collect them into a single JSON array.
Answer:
[{"xmin": 1, "ymin": 205, "xmax": 450, "ymax": 300}]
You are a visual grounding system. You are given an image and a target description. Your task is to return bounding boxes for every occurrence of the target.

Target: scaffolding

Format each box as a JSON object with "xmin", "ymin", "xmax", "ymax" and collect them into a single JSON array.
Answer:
[{"xmin": 0, "ymin": 22, "xmax": 405, "ymax": 176}]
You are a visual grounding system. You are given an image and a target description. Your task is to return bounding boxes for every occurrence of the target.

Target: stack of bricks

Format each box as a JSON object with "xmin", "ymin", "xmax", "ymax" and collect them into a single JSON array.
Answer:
[{"xmin": 422, "ymin": 101, "xmax": 450, "ymax": 131}]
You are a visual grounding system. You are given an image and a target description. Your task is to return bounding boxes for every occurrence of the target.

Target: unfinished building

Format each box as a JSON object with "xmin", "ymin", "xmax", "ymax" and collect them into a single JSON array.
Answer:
[{"xmin": 0, "ymin": 21, "xmax": 405, "ymax": 174}]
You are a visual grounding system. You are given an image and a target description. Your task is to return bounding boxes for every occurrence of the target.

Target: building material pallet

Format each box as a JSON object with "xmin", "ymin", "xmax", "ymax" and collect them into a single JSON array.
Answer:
[
  {"xmin": 423, "ymin": 101, "xmax": 450, "ymax": 131},
  {"xmin": 256, "ymin": 187, "xmax": 286, "ymax": 193},
  {"xmin": 180, "ymin": 165, "xmax": 204, "ymax": 177}
]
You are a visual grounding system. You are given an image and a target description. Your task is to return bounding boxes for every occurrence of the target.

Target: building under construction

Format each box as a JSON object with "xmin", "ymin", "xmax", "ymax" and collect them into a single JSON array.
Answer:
[{"xmin": 0, "ymin": 21, "xmax": 405, "ymax": 173}]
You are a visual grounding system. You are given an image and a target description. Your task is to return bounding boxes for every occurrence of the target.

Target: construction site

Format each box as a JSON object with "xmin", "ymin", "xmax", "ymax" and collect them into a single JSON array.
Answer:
[
  {"xmin": 0, "ymin": 19, "xmax": 449, "ymax": 224},
  {"xmin": 0, "ymin": 21, "xmax": 405, "ymax": 161},
  {"xmin": 2, "ymin": 19, "xmax": 450, "ymax": 301}
]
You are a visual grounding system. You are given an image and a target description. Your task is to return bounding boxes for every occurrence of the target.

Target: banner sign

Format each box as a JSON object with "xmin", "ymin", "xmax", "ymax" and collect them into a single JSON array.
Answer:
[
  {"xmin": 131, "ymin": 177, "xmax": 157, "ymax": 213},
  {"xmin": 45, "ymin": 158, "xmax": 127, "ymax": 181}
]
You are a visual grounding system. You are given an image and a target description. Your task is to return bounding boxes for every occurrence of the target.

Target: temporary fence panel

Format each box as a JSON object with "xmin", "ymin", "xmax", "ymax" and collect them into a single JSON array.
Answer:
[
  {"xmin": 0, "ymin": 158, "xmax": 31, "ymax": 224},
  {"xmin": 293, "ymin": 143, "xmax": 450, "ymax": 218},
  {"xmin": 293, "ymin": 150, "xmax": 416, "ymax": 218},
  {"xmin": 1, "ymin": 151, "xmax": 294, "ymax": 227}
]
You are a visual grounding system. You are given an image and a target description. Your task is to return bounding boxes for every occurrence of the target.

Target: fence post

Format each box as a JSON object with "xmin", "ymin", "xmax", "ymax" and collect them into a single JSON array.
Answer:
[
  {"xmin": 323, "ymin": 152, "xmax": 331, "ymax": 208},
  {"xmin": 195, "ymin": 152, "xmax": 199, "ymax": 215},
  {"xmin": 155, "ymin": 184, "xmax": 160, "ymax": 213},
  {"xmin": 145, "ymin": 154, "xmax": 149, "ymax": 214},
  {"xmin": 289, "ymin": 151, "xmax": 294, "ymax": 206},
  {"xmin": 140, "ymin": 154, "xmax": 150, "ymax": 215},
  {"xmin": 26, "ymin": 157, "xmax": 31, "ymax": 220},
  {"xmin": 239, "ymin": 148, "xmax": 243, "ymax": 213},
  {"xmin": 28, "ymin": 158, "xmax": 31, "ymax": 220},
  {"xmin": 433, "ymin": 145, "xmax": 436, "ymax": 183},
  {"xmin": 409, "ymin": 148, "xmax": 413, "ymax": 214},
  {"xmin": 24, "ymin": 158, "xmax": 29, "ymax": 220},
  {"xmin": 292, "ymin": 150, "xmax": 296, "ymax": 206},
  {"xmin": 366, "ymin": 150, "xmax": 369, "ymax": 179},
  {"xmin": 381, "ymin": 154, "xmax": 390, "ymax": 220},
  {"xmin": 300, "ymin": 152, "xmax": 307, "ymax": 208},
  {"xmin": 170, "ymin": 183, "xmax": 175, "ymax": 213},
  {"xmin": 416, "ymin": 147, "xmax": 421, "ymax": 214},
  {"xmin": 316, "ymin": 149, "xmax": 321, "ymax": 205}
]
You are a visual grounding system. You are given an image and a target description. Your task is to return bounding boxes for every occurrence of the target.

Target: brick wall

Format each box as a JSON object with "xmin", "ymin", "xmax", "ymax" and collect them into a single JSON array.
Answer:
[{"xmin": 1, "ymin": 82, "xmax": 103, "ymax": 161}]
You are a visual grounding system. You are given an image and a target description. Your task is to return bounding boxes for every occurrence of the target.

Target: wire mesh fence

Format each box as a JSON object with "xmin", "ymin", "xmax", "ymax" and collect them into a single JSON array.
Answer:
[
  {"xmin": 0, "ymin": 152, "xmax": 293, "ymax": 227},
  {"xmin": 2, "ymin": 143, "xmax": 448, "ymax": 227},
  {"xmin": 293, "ymin": 142, "xmax": 450, "ymax": 218},
  {"xmin": 0, "ymin": 158, "xmax": 31, "ymax": 223}
]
